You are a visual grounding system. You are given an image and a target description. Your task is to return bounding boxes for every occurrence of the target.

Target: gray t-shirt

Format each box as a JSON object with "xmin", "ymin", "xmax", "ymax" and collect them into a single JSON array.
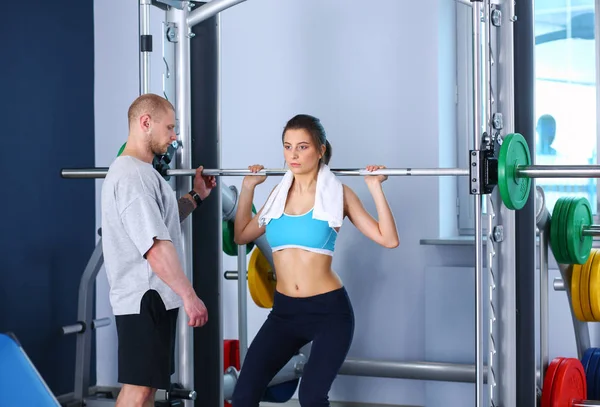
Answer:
[{"xmin": 101, "ymin": 156, "xmax": 184, "ymax": 315}]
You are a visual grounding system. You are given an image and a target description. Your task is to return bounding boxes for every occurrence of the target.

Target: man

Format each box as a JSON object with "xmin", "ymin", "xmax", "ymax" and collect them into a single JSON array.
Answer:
[
  {"xmin": 536, "ymin": 114, "xmax": 557, "ymax": 156},
  {"xmin": 101, "ymin": 93, "xmax": 215, "ymax": 407}
]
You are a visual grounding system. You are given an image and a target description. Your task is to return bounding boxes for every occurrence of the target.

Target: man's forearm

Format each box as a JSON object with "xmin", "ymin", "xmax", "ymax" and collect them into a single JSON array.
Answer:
[
  {"xmin": 178, "ymin": 194, "xmax": 197, "ymax": 222},
  {"xmin": 146, "ymin": 239, "xmax": 195, "ymax": 300}
]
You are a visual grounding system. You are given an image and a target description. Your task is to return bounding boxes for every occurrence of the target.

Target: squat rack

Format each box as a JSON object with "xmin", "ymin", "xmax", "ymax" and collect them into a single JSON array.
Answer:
[{"xmin": 59, "ymin": 0, "xmax": 597, "ymax": 406}]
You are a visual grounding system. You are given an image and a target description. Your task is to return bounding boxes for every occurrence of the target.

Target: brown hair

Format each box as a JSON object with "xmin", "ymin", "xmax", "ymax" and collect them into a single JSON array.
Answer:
[{"xmin": 282, "ymin": 114, "xmax": 332, "ymax": 164}]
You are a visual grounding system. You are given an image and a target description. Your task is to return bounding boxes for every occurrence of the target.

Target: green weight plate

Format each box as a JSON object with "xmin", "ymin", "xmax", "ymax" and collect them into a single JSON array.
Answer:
[
  {"xmin": 117, "ymin": 142, "xmax": 127, "ymax": 157},
  {"xmin": 550, "ymin": 197, "xmax": 567, "ymax": 263},
  {"xmin": 559, "ymin": 197, "xmax": 575, "ymax": 264},
  {"xmin": 567, "ymin": 197, "xmax": 594, "ymax": 264},
  {"xmin": 222, "ymin": 204, "xmax": 257, "ymax": 257},
  {"xmin": 498, "ymin": 133, "xmax": 532, "ymax": 210}
]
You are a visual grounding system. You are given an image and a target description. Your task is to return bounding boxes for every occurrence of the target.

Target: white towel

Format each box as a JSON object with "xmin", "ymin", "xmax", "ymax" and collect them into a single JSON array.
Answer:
[{"xmin": 258, "ymin": 163, "xmax": 344, "ymax": 228}]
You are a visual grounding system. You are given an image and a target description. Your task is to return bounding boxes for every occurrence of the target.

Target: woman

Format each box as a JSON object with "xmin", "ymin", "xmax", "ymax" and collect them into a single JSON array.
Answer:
[{"xmin": 232, "ymin": 114, "xmax": 399, "ymax": 406}]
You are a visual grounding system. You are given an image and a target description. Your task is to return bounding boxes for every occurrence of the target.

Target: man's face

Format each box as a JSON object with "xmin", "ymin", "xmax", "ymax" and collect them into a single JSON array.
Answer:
[{"xmin": 148, "ymin": 109, "xmax": 177, "ymax": 155}]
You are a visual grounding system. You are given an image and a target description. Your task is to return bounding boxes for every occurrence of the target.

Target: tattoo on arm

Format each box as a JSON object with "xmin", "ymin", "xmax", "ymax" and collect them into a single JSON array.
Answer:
[{"xmin": 178, "ymin": 195, "xmax": 196, "ymax": 222}]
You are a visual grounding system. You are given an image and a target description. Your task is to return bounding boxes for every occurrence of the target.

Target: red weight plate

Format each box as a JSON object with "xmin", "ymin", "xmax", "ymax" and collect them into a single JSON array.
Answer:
[
  {"xmin": 551, "ymin": 358, "xmax": 587, "ymax": 407},
  {"xmin": 542, "ymin": 358, "xmax": 565, "ymax": 407}
]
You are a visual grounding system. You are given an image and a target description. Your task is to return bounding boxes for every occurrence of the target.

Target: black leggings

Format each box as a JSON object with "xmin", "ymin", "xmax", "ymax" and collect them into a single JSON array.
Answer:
[{"xmin": 231, "ymin": 287, "xmax": 355, "ymax": 407}]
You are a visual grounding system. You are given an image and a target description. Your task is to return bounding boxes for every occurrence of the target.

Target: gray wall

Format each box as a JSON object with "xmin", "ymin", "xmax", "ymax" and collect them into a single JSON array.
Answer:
[{"xmin": 92, "ymin": 1, "xmax": 586, "ymax": 406}]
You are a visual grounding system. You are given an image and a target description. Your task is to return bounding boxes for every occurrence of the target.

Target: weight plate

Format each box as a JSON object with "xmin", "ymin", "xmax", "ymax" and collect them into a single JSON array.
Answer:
[
  {"xmin": 559, "ymin": 197, "xmax": 575, "ymax": 264},
  {"xmin": 222, "ymin": 205, "xmax": 257, "ymax": 257},
  {"xmin": 582, "ymin": 348, "xmax": 594, "ymax": 374},
  {"xmin": 590, "ymin": 251, "xmax": 600, "ymax": 321},
  {"xmin": 563, "ymin": 197, "xmax": 577, "ymax": 264},
  {"xmin": 593, "ymin": 348, "xmax": 600, "ymax": 400},
  {"xmin": 567, "ymin": 197, "xmax": 594, "ymax": 265},
  {"xmin": 498, "ymin": 133, "xmax": 532, "ymax": 210},
  {"xmin": 117, "ymin": 142, "xmax": 127, "ymax": 157},
  {"xmin": 550, "ymin": 198, "xmax": 565, "ymax": 264},
  {"xmin": 582, "ymin": 250, "xmax": 597, "ymax": 321},
  {"xmin": 551, "ymin": 358, "xmax": 586, "ymax": 407},
  {"xmin": 247, "ymin": 247, "xmax": 275, "ymax": 308},
  {"xmin": 542, "ymin": 357, "xmax": 564, "ymax": 407},
  {"xmin": 589, "ymin": 348, "xmax": 600, "ymax": 399},
  {"xmin": 572, "ymin": 264, "xmax": 585, "ymax": 322}
]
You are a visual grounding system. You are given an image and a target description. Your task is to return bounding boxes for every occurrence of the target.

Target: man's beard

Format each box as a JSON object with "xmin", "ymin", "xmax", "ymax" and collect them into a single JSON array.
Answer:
[{"xmin": 149, "ymin": 138, "xmax": 169, "ymax": 156}]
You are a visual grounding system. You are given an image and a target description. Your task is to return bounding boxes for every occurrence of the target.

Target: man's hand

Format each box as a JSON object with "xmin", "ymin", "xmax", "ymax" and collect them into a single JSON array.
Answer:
[
  {"xmin": 193, "ymin": 165, "xmax": 217, "ymax": 200},
  {"xmin": 183, "ymin": 293, "xmax": 208, "ymax": 327}
]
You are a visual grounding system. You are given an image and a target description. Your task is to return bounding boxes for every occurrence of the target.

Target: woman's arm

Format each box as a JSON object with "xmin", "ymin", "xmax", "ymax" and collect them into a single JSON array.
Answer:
[
  {"xmin": 343, "ymin": 166, "xmax": 399, "ymax": 248},
  {"xmin": 233, "ymin": 183, "xmax": 267, "ymax": 245}
]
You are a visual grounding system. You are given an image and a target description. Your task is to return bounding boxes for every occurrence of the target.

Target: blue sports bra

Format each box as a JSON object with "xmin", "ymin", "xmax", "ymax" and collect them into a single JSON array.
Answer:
[{"xmin": 265, "ymin": 208, "xmax": 338, "ymax": 256}]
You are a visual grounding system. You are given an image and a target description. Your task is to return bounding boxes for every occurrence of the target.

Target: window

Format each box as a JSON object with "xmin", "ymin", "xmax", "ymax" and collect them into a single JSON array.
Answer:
[
  {"xmin": 534, "ymin": 0, "xmax": 597, "ymax": 215},
  {"xmin": 455, "ymin": 0, "xmax": 598, "ymax": 233}
]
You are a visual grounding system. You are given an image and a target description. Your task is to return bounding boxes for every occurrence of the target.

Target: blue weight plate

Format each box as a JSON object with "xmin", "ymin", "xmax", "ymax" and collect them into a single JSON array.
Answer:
[
  {"xmin": 582, "ymin": 348, "xmax": 594, "ymax": 372},
  {"xmin": 586, "ymin": 348, "xmax": 600, "ymax": 399},
  {"xmin": 592, "ymin": 348, "xmax": 600, "ymax": 399}
]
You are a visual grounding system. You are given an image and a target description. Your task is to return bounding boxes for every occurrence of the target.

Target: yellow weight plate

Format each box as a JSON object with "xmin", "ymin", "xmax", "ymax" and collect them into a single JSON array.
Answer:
[
  {"xmin": 572, "ymin": 264, "xmax": 585, "ymax": 321},
  {"xmin": 581, "ymin": 250, "xmax": 596, "ymax": 321},
  {"xmin": 247, "ymin": 248, "xmax": 276, "ymax": 309},
  {"xmin": 589, "ymin": 249, "xmax": 600, "ymax": 321}
]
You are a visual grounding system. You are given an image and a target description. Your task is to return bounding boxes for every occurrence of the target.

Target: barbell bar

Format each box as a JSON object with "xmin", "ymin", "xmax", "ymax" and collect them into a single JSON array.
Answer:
[
  {"xmin": 59, "ymin": 166, "xmax": 600, "ymax": 179},
  {"xmin": 60, "ymin": 134, "xmax": 600, "ymax": 211}
]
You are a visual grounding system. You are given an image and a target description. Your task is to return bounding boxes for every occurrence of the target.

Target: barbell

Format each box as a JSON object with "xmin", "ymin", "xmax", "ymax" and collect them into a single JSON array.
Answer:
[{"xmin": 61, "ymin": 134, "xmax": 600, "ymax": 211}]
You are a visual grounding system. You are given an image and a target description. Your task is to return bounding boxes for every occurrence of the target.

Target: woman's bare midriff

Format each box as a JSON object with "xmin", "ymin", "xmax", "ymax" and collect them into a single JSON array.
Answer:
[{"xmin": 272, "ymin": 249, "xmax": 343, "ymax": 297}]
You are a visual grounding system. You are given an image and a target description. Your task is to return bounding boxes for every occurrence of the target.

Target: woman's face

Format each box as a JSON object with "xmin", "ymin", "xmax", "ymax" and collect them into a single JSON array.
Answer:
[{"xmin": 283, "ymin": 128, "xmax": 323, "ymax": 174}]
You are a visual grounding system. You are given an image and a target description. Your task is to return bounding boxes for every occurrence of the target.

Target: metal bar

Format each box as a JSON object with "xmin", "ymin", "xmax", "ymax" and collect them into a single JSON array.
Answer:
[
  {"xmin": 74, "ymin": 239, "xmax": 104, "ymax": 400},
  {"xmin": 538, "ymin": 208, "xmax": 550, "ymax": 389},
  {"xmin": 170, "ymin": 4, "xmax": 194, "ymax": 405},
  {"xmin": 60, "ymin": 167, "xmax": 471, "ymax": 179},
  {"xmin": 553, "ymin": 278, "xmax": 565, "ymax": 291},
  {"xmin": 139, "ymin": 0, "xmax": 151, "ymax": 94},
  {"xmin": 496, "ymin": 0, "xmax": 518, "ymax": 403},
  {"xmin": 225, "ymin": 270, "xmax": 275, "ymax": 280},
  {"xmin": 573, "ymin": 401, "xmax": 600, "ymax": 406},
  {"xmin": 472, "ymin": 1, "xmax": 485, "ymax": 406},
  {"xmin": 558, "ymin": 264, "xmax": 591, "ymax": 359},
  {"xmin": 187, "ymin": 0, "xmax": 246, "ymax": 28},
  {"xmin": 336, "ymin": 359, "xmax": 488, "ymax": 384},
  {"xmin": 517, "ymin": 165, "xmax": 600, "ymax": 178},
  {"xmin": 237, "ymin": 244, "xmax": 248, "ymax": 366},
  {"xmin": 582, "ymin": 229, "xmax": 600, "ymax": 236}
]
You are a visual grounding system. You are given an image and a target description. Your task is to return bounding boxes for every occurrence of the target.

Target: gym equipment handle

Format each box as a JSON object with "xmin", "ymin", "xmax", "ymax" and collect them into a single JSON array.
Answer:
[
  {"xmin": 168, "ymin": 388, "xmax": 197, "ymax": 400},
  {"xmin": 61, "ymin": 318, "xmax": 111, "ymax": 335},
  {"xmin": 224, "ymin": 270, "xmax": 275, "ymax": 280}
]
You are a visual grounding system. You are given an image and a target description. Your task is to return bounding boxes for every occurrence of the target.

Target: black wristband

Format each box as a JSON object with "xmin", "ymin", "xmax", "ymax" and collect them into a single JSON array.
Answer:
[{"xmin": 189, "ymin": 190, "xmax": 203, "ymax": 207}]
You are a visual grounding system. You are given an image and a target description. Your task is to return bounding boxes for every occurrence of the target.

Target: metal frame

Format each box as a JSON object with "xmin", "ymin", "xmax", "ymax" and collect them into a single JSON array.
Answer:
[{"xmin": 61, "ymin": 0, "xmax": 600, "ymax": 406}]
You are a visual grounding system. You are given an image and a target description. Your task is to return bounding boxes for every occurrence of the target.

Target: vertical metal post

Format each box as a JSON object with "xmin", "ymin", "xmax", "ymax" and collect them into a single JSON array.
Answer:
[
  {"xmin": 237, "ymin": 245, "xmax": 248, "ymax": 365},
  {"xmin": 495, "ymin": 1, "xmax": 517, "ymax": 405},
  {"xmin": 170, "ymin": 3, "xmax": 194, "ymax": 405},
  {"xmin": 539, "ymin": 224, "xmax": 549, "ymax": 387},
  {"xmin": 73, "ymin": 240, "xmax": 104, "ymax": 401},
  {"xmin": 190, "ymin": 8, "xmax": 223, "ymax": 406},
  {"xmin": 472, "ymin": 2, "xmax": 485, "ymax": 406},
  {"xmin": 139, "ymin": 0, "xmax": 151, "ymax": 95},
  {"xmin": 514, "ymin": 0, "xmax": 537, "ymax": 405}
]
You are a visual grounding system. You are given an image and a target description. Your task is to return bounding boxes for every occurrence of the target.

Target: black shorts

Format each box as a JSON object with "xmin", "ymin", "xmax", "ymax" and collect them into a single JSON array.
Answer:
[{"xmin": 115, "ymin": 289, "xmax": 179, "ymax": 389}]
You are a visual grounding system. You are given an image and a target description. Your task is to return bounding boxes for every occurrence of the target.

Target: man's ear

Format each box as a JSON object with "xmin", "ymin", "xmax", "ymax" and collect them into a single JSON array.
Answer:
[{"xmin": 140, "ymin": 114, "xmax": 152, "ymax": 133}]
